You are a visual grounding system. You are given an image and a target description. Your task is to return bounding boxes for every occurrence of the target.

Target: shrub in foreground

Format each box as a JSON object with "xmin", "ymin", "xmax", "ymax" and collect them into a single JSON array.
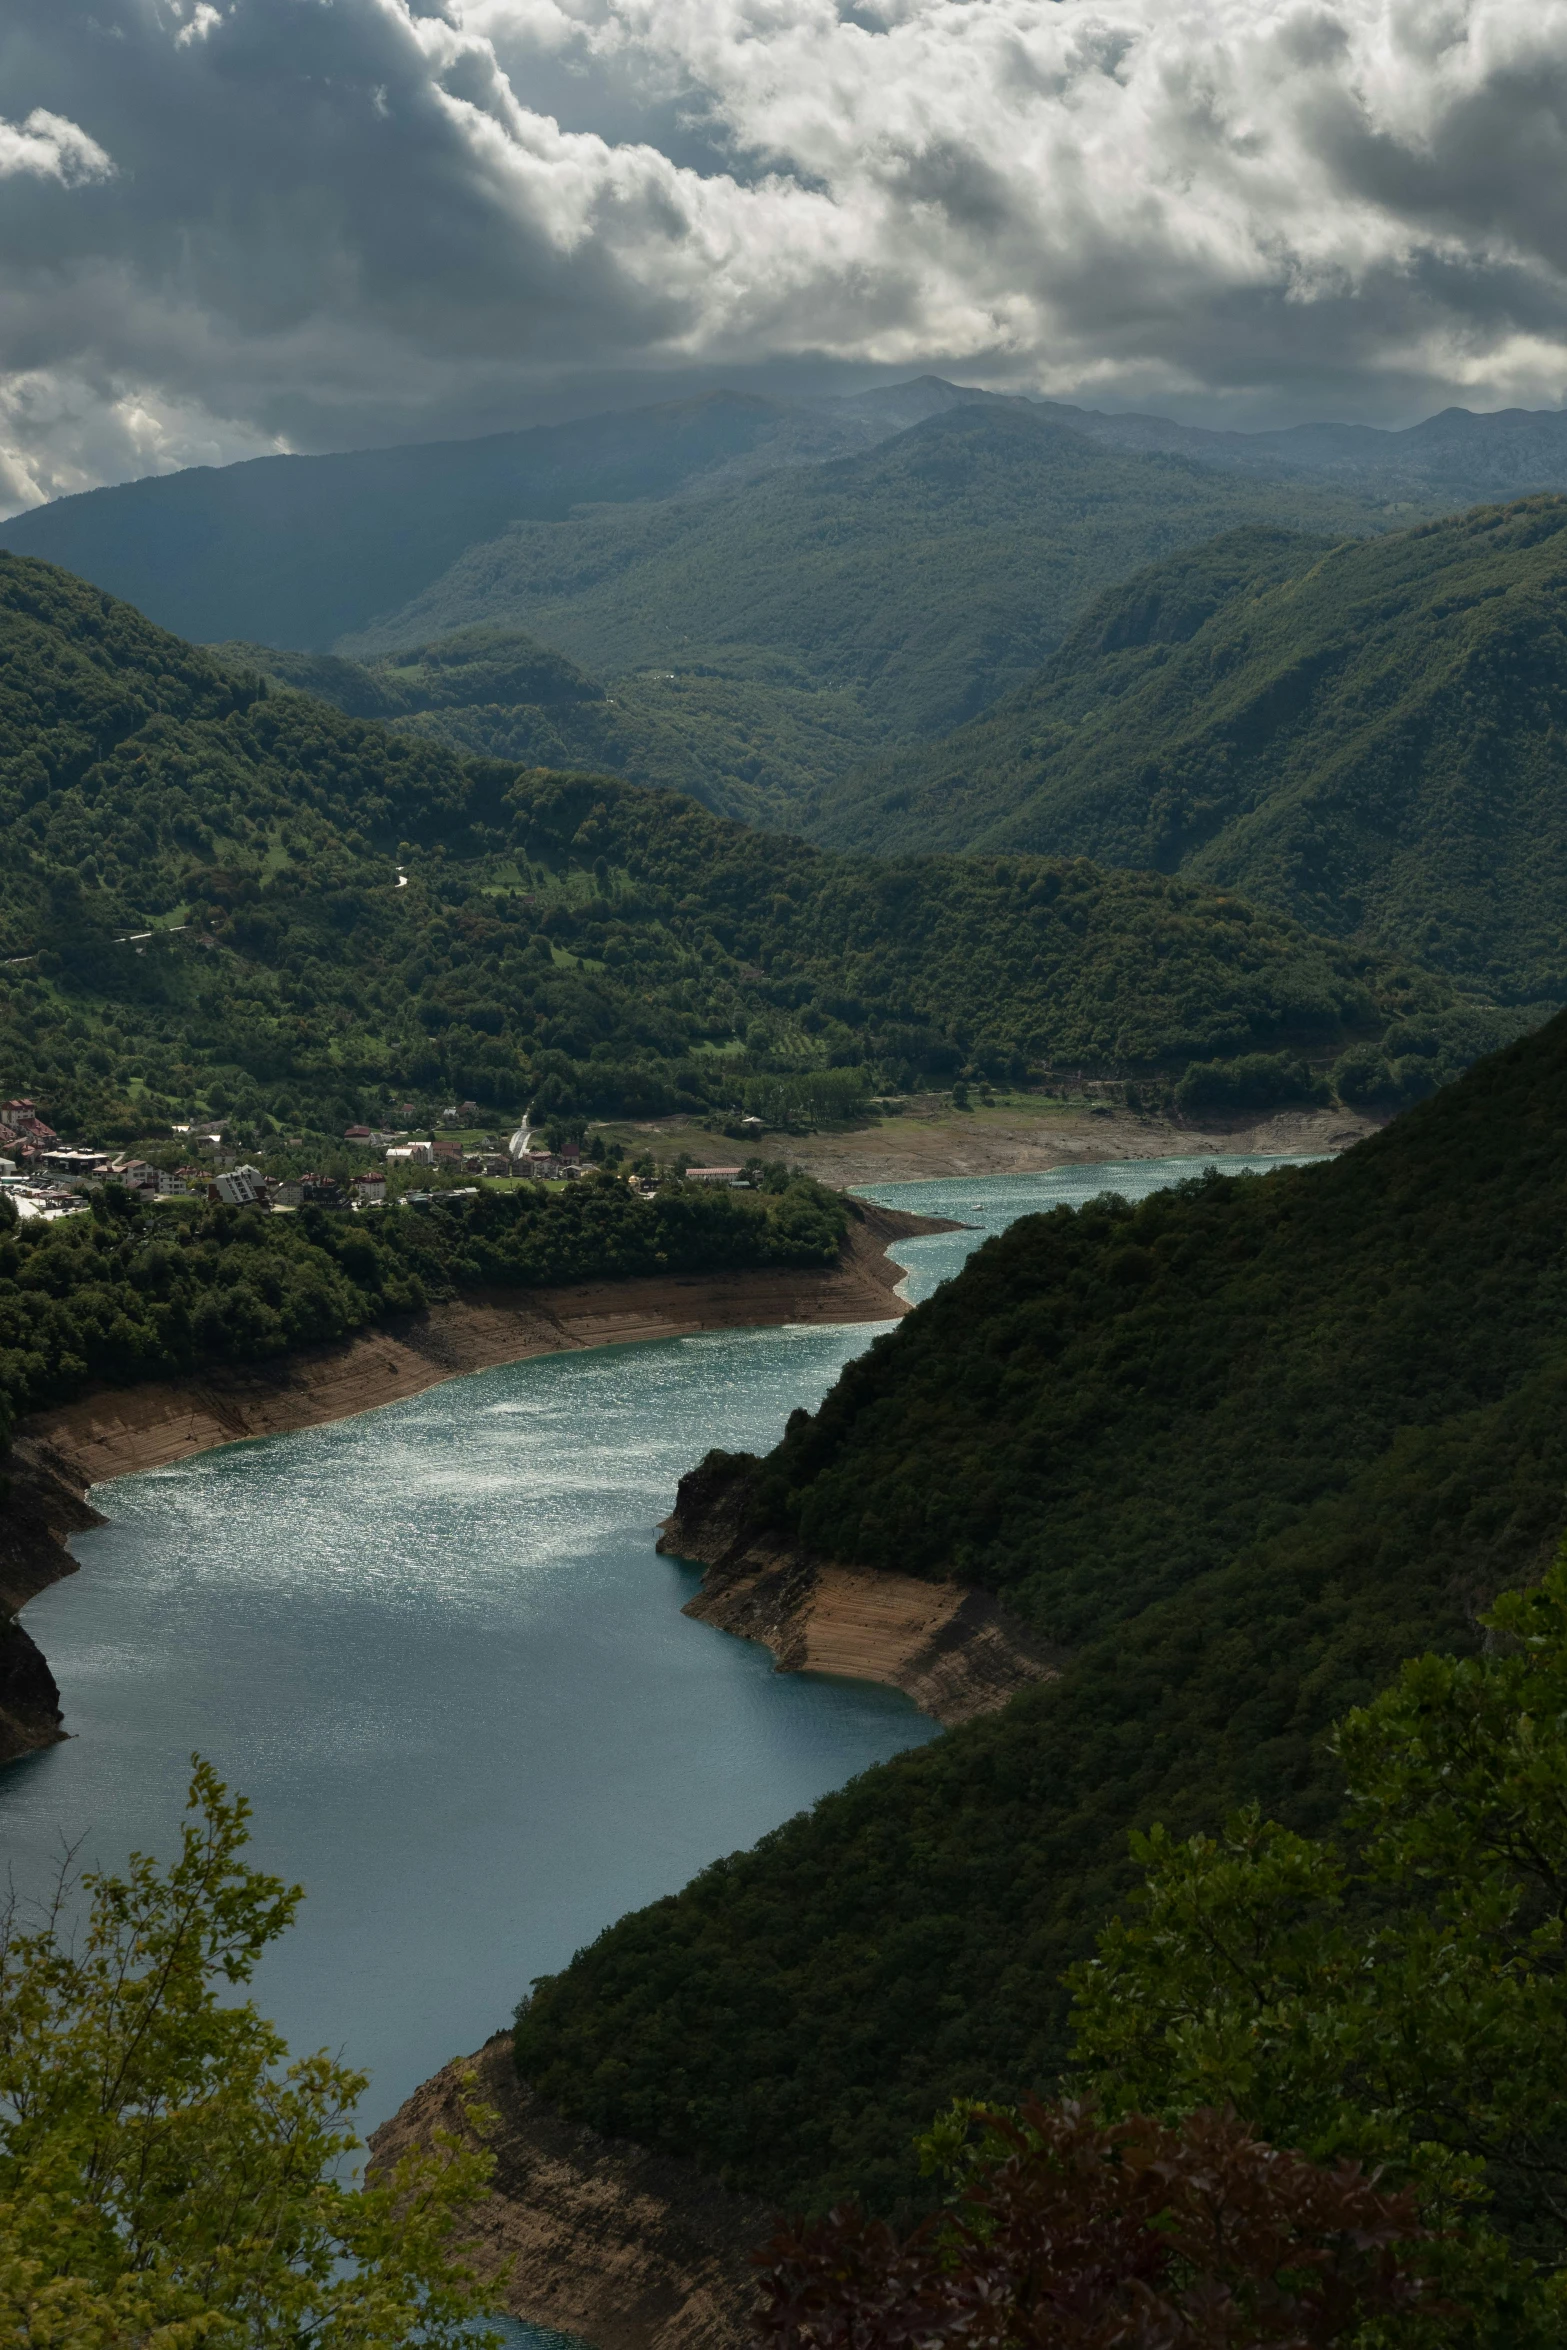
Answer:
[{"xmin": 0, "ymin": 1761, "xmax": 498, "ymax": 2347}]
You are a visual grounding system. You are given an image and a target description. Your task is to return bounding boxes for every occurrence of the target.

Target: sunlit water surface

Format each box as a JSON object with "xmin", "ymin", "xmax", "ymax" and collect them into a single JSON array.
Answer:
[{"xmin": 0, "ymin": 1154, "xmax": 1316, "ymax": 2347}]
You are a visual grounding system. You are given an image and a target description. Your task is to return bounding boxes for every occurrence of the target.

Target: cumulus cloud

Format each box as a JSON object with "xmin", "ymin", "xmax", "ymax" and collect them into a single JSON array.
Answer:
[
  {"xmin": 3, "ymin": 0, "xmax": 1567, "ymax": 511},
  {"xmin": 0, "ymin": 108, "xmax": 114, "ymax": 187}
]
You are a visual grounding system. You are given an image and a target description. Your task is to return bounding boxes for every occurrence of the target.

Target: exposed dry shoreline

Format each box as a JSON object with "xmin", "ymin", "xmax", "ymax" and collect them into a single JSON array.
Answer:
[
  {"xmin": 370, "ymin": 2034, "xmax": 766, "ymax": 2350},
  {"xmin": 607, "ymin": 1097, "xmax": 1386, "ymax": 1190},
  {"xmin": 659, "ymin": 1453, "xmax": 1064, "ymax": 1726},
  {"xmin": 0, "ymin": 1203, "xmax": 948, "ymax": 1762}
]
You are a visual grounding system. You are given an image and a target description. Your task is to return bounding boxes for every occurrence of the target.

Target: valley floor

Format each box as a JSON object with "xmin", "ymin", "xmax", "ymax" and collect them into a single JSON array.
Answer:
[{"xmin": 597, "ymin": 1096, "xmax": 1386, "ymax": 1189}]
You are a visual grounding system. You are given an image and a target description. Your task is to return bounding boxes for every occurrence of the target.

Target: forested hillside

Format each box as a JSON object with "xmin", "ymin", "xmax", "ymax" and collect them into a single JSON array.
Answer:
[
  {"xmin": 0, "ymin": 1166, "xmax": 844, "ymax": 1453},
  {"xmin": 339, "ymin": 405, "xmax": 1392, "ymax": 748},
  {"xmin": 0, "ymin": 389, "xmax": 930, "ymax": 649},
  {"xmin": 209, "ymin": 626, "xmax": 878, "ymax": 830},
  {"xmin": 514, "ymin": 1011, "xmax": 1567, "ymax": 2210},
  {"xmin": 10, "ymin": 376, "xmax": 1567, "ymax": 662},
  {"xmin": 825, "ymin": 499, "xmax": 1567, "ymax": 1003},
  {"xmin": 0, "ymin": 553, "xmax": 1486, "ymax": 1142}
]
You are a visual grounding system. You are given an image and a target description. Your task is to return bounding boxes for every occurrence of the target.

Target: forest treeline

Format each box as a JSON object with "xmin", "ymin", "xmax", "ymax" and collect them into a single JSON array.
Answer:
[
  {"xmin": 513, "ymin": 1008, "xmax": 1567, "ymax": 2213},
  {"xmin": 0, "ymin": 1166, "xmax": 844, "ymax": 1452},
  {"xmin": 0, "ymin": 553, "xmax": 1502, "ymax": 1143}
]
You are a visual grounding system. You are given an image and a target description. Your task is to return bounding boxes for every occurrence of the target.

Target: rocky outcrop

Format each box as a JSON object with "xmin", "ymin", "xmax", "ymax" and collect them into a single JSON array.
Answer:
[
  {"xmin": 0, "ymin": 1613, "xmax": 63, "ymax": 1762},
  {"xmin": 369, "ymin": 2033, "xmax": 768, "ymax": 2350},
  {"xmin": 658, "ymin": 1452, "xmax": 1064, "ymax": 1727},
  {"xmin": 0, "ymin": 1435, "xmax": 99, "ymax": 1760}
]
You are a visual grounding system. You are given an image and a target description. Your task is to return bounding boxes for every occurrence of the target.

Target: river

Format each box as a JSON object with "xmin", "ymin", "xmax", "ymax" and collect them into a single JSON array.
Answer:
[{"xmin": 0, "ymin": 1154, "xmax": 1313, "ymax": 2336}]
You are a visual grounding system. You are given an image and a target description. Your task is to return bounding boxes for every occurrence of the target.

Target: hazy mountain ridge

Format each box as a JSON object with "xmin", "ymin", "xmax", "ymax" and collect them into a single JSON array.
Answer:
[
  {"xmin": 1035, "ymin": 396, "xmax": 1567, "ymax": 501},
  {"xmin": 0, "ymin": 382, "xmax": 998, "ymax": 652},
  {"xmin": 14, "ymin": 382, "xmax": 1567, "ymax": 847},
  {"xmin": 337, "ymin": 405, "xmax": 1394, "ymax": 744},
  {"xmin": 9, "ymin": 376, "xmax": 1567, "ymax": 667}
]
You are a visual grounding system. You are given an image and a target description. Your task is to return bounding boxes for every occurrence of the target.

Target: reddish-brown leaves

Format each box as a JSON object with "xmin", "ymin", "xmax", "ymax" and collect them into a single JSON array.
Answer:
[{"xmin": 750, "ymin": 2102, "xmax": 1435, "ymax": 2349}]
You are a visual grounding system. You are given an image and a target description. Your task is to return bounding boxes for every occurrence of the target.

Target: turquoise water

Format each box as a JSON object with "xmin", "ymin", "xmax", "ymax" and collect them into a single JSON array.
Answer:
[
  {"xmin": 858, "ymin": 1154, "xmax": 1321, "ymax": 1302},
  {"xmin": 0, "ymin": 1153, "xmax": 1315, "ymax": 2348}
]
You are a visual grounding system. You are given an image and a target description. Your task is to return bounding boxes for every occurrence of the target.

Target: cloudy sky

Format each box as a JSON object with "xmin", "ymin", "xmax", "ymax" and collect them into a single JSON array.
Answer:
[{"xmin": 3, "ymin": 0, "xmax": 1566, "ymax": 511}]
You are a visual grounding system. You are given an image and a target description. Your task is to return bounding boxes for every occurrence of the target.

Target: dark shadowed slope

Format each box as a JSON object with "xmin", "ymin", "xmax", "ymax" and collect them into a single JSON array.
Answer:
[
  {"xmin": 0, "ymin": 384, "xmax": 1004, "ymax": 654},
  {"xmin": 0, "ymin": 395, "xmax": 833, "ymax": 649},
  {"xmin": 515, "ymin": 1011, "xmax": 1567, "ymax": 2211}
]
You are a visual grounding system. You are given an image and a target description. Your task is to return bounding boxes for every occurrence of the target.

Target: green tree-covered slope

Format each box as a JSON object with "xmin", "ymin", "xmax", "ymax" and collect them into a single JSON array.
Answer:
[
  {"xmin": 0, "ymin": 554, "xmax": 1478, "ymax": 1141},
  {"xmin": 0, "ymin": 1166, "xmax": 844, "ymax": 1453},
  {"xmin": 514, "ymin": 1012, "xmax": 1567, "ymax": 2210},
  {"xmin": 209, "ymin": 627, "xmax": 879, "ymax": 830},
  {"xmin": 822, "ymin": 499, "xmax": 1567, "ymax": 1002},
  {"xmin": 9, "ymin": 377, "xmax": 1567, "ymax": 660},
  {"xmin": 337, "ymin": 406, "xmax": 1396, "ymax": 747}
]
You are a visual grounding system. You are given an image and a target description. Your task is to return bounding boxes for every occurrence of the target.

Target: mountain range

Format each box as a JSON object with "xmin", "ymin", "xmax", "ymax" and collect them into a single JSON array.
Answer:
[{"xmin": 13, "ymin": 379, "xmax": 1567, "ymax": 659}]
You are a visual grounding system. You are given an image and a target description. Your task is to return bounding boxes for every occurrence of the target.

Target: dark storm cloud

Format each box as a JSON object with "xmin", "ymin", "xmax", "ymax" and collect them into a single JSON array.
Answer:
[{"xmin": 4, "ymin": 0, "xmax": 1567, "ymax": 509}]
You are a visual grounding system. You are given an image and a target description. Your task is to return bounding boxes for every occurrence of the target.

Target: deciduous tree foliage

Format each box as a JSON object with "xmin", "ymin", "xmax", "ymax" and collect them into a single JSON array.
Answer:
[
  {"xmin": 751, "ymin": 2103, "xmax": 1433, "ymax": 2350},
  {"xmin": 1070, "ymin": 1549, "xmax": 1567, "ymax": 2340},
  {"xmin": 0, "ymin": 1761, "xmax": 497, "ymax": 2348},
  {"xmin": 0, "ymin": 1167, "xmax": 846, "ymax": 1451},
  {"xmin": 827, "ymin": 499, "xmax": 1567, "ymax": 1003},
  {"xmin": 0, "ymin": 553, "xmax": 1493, "ymax": 1141}
]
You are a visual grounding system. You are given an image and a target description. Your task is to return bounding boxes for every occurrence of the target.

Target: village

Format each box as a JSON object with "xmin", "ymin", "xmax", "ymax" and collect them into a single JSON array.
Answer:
[{"xmin": 0, "ymin": 1097, "xmax": 751, "ymax": 1221}]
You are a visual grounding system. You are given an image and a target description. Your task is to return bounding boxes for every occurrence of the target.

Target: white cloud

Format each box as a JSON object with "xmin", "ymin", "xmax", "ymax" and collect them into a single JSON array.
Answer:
[
  {"xmin": 0, "ymin": 369, "xmax": 286, "ymax": 512},
  {"xmin": 176, "ymin": 5, "xmax": 226, "ymax": 47},
  {"xmin": 0, "ymin": 108, "xmax": 114, "ymax": 186},
  {"xmin": 3, "ymin": 0, "xmax": 1567, "ymax": 513}
]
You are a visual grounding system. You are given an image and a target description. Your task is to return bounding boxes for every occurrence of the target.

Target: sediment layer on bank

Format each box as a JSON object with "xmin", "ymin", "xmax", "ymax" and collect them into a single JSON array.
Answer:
[
  {"xmin": 23, "ymin": 1203, "xmax": 936, "ymax": 1497},
  {"xmin": 369, "ymin": 2033, "xmax": 764, "ymax": 2350},
  {"xmin": 1, "ymin": 1203, "xmax": 950, "ymax": 1761},
  {"xmin": 659, "ymin": 1449, "xmax": 1062, "ymax": 1726}
]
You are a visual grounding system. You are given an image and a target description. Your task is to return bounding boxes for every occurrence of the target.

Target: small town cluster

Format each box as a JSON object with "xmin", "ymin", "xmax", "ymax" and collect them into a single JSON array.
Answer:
[{"xmin": 0, "ymin": 1097, "xmax": 747, "ymax": 1222}]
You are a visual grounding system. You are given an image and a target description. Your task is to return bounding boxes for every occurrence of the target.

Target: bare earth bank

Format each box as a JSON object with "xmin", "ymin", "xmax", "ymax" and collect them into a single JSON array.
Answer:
[
  {"xmin": 0, "ymin": 1204, "xmax": 946, "ymax": 1762},
  {"xmin": 605, "ymin": 1098, "xmax": 1385, "ymax": 1190},
  {"xmin": 659, "ymin": 1449, "xmax": 1066, "ymax": 1728},
  {"xmin": 369, "ymin": 2034, "xmax": 767, "ymax": 2350}
]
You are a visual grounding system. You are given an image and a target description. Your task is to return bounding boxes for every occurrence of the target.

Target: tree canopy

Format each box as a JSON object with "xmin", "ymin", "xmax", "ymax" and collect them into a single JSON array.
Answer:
[
  {"xmin": 512, "ymin": 1009, "xmax": 1567, "ymax": 2213},
  {"xmin": 1, "ymin": 1760, "xmax": 496, "ymax": 2348},
  {"xmin": 0, "ymin": 552, "xmax": 1494, "ymax": 1145}
]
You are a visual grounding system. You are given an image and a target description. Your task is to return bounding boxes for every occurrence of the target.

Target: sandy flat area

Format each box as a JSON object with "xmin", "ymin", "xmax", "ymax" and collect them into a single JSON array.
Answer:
[{"xmin": 597, "ymin": 1097, "xmax": 1384, "ymax": 1190}]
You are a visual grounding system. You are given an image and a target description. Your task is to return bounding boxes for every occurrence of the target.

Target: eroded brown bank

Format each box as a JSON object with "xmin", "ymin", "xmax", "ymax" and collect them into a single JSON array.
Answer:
[
  {"xmin": 1, "ymin": 1197, "xmax": 1046, "ymax": 2348},
  {"xmin": 370, "ymin": 2034, "xmax": 769, "ymax": 2350},
  {"xmin": 660, "ymin": 1448, "xmax": 1064, "ymax": 1728},
  {"xmin": 0, "ymin": 1204, "xmax": 944, "ymax": 1762}
]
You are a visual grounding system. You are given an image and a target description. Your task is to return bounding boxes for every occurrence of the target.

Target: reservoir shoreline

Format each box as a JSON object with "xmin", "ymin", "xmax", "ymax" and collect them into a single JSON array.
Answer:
[{"xmin": 0, "ymin": 1202, "xmax": 949, "ymax": 1761}]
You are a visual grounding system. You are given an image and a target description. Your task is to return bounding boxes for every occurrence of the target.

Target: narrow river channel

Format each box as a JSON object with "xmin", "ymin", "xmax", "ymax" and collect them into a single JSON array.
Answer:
[{"xmin": 0, "ymin": 1157, "xmax": 1314, "ymax": 2193}]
